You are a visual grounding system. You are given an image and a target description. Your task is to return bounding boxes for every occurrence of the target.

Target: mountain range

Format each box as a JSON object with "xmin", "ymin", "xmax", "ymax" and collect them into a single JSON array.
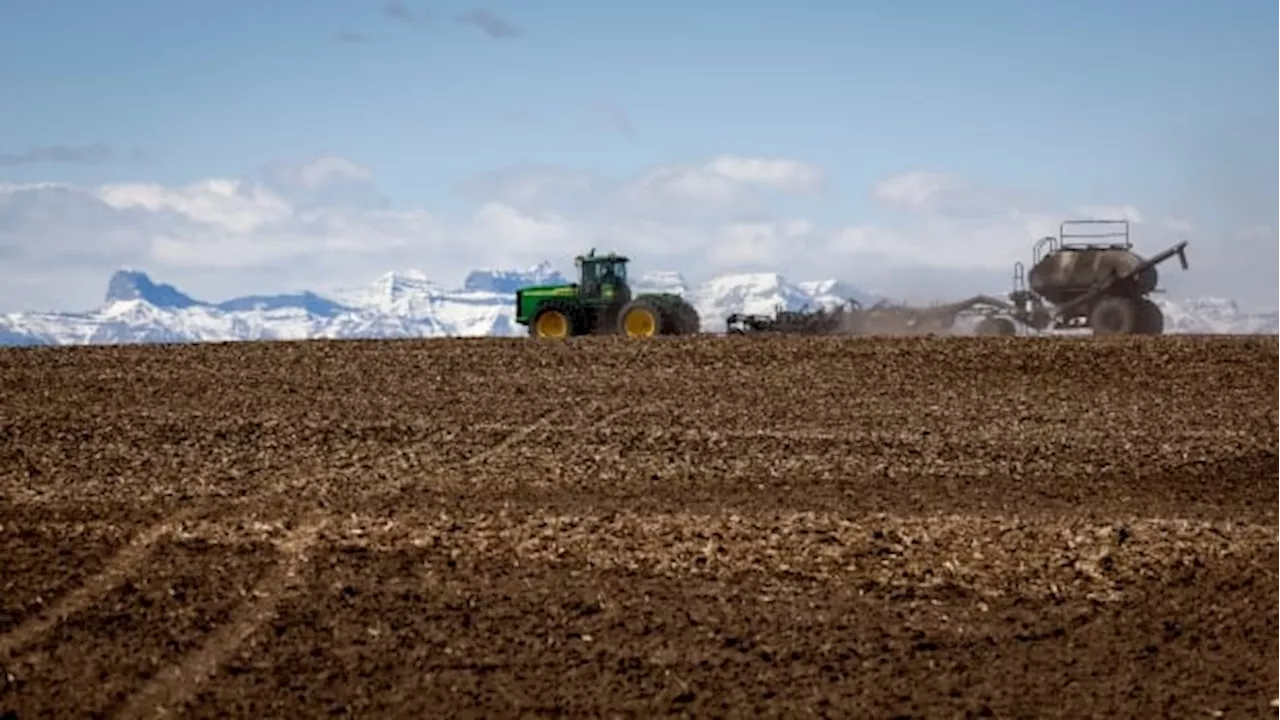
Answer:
[{"xmin": 0, "ymin": 264, "xmax": 1274, "ymax": 346}]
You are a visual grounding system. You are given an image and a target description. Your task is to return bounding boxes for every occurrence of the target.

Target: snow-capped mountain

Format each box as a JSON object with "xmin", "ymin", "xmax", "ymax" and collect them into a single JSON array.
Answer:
[
  {"xmin": 0, "ymin": 265, "xmax": 1274, "ymax": 346},
  {"xmin": 1155, "ymin": 296, "xmax": 1279, "ymax": 335},
  {"xmin": 462, "ymin": 261, "xmax": 568, "ymax": 293}
]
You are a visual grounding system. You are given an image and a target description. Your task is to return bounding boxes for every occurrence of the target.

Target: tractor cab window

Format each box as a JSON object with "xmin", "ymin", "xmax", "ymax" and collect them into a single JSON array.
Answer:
[{"xmin": 601, "ymin": 261, "xmax": 625, "ymax": 284}]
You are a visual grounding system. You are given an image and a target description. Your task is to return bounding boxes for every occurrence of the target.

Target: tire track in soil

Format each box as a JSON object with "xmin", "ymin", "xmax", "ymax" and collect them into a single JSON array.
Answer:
[
  {"xmin": 113, "ymin": 513, "xmax": 328, "ymax": 720},
  {"xmin": 0, "ymin": 507, "xmax": 200, "ymax": 663},
  {"xmin": 375, "ymin": 401, "xmax": 663, "ymax": 500},
  {"xmin": 473, "ymin": 424, "xmax": 852, "ymax": 442},
  {"xmin": 462, "ymin": 415, "xmax": 555, "ymax": 469},
  {"xmin": 463, "ymin": 402, "xmax": 656, "ymax": 469}
]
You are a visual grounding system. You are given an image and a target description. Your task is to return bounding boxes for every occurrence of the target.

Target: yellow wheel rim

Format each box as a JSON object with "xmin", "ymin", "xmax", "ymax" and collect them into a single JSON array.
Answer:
[
  {"xmin": 623, "ymin": 307, "xmax": 658, "ymax": 337},
  {"xmin": 534, "ymin": 310, "xmax": 569, "ymax": 338}
]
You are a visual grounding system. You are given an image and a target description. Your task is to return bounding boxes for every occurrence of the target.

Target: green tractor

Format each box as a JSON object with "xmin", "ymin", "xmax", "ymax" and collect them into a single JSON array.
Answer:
[{"xmin": 514, "ymin": 249, "xmax": 701, "ymax": 339}]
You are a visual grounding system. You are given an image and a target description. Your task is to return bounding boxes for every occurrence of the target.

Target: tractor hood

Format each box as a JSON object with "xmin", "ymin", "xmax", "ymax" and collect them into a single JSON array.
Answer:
[
  {"xmin": 517, "ymin": 283, "xmax": 577, "ymax": 296},
  {"xmin": 514, "ymin": 283, "xmax": 579, "ymax": 327}
]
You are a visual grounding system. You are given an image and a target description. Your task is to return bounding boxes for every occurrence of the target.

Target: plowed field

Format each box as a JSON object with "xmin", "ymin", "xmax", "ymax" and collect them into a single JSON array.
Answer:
[{"xmin": 1, "ymin": 334, "xmax": 1276, "ymax": 718}]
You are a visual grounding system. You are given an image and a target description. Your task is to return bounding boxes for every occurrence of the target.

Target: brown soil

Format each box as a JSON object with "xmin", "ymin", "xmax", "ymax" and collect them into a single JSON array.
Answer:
[{"xmin": 0, "ymin": 334, "xmax": 1276, "ymax": 719}]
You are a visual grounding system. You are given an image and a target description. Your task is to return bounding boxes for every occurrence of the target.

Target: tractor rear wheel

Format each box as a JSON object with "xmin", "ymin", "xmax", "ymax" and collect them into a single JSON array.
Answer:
[
  {"xmin": 618, "ymin": 298, "xmax": 664, "ymax": 337},
  {"xmin": 1089, "ymin": 295, "xmax": 1139, "ymax": 335},
  {"xmin": 1134, "ymin": 297, "xmax": 1165, "ymax": 335},
  {"xmin": 531, "ymin": 305, "xmax": 575, "ymax": 339},
  {"xmin": 667, "ymin": 299, "xmax": 701, "ymax": 335}
]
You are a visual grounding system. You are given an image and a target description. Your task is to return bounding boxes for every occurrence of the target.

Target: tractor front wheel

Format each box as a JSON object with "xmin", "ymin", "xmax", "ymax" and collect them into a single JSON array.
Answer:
[
  {"xmin": 531, "ymin": 306, "xmax": 575, "ymax": 339},
  {"xmin": 618, "ymin": 299, "xmax": 663, "ymax": 338}
]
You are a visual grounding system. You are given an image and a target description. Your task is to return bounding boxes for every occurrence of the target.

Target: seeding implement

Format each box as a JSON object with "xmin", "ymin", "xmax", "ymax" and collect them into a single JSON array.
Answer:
[
  {"xmin": 515, "ymin": 249, "xmax": 701, "ymax": 339},
  {"xmin": 727, "ymin": 219, "xmax": 1191, "ymax": 337},
  {"xmin": 726, "ymin": 302, "xmax": 861, "ymax": 335},
  {"xmin": 725, "ymin": 298, "xmax": 996, "ymax": 336}
]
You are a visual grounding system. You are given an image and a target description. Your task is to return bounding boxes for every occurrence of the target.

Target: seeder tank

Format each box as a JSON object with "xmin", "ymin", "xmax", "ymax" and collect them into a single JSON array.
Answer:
[{"xmin": 1027, "ymin": 246, "xmax": 1159, "ymax": 306}]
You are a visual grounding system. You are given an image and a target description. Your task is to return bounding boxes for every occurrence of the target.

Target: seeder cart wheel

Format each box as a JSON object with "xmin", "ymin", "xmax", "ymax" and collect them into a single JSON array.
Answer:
[
  {"xmin": 1089, "ymin": 296, "xmax": 1139, "ymax": 336},
  {"xmin": 1134, "ymin": 298, "xmax": 1165, "ymax": 335},
  {"xmin": 975, "ymin": 316, "xmax": 1017, "ymax": 336}
]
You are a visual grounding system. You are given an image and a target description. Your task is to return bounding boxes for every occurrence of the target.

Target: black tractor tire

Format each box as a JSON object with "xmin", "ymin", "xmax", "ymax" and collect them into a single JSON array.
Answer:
[
  {"xmin": 530, "ymin": 302, "xmax": 578, "ymax": 339},
  {"xmin": 1134, "ymin": 297, "xmax": 1165, "ymax": 335},
  {"xmin": 1089, "ymin": 295, "xmax": 1139, "ymax": 336},
  {"xmin": 666, "ymin": 298, "xmax": 701, "ymax": 335},
  {"xmin": 975, "ymin": 316, "xmax": 1017, "ymax": 336},
  {"xmin": 616, "ymin": 298, "xmax": 666, "ymax": 338}
]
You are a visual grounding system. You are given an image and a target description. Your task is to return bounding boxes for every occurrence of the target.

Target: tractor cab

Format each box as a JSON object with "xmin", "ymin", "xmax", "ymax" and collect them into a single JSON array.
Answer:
[{"xmin": 575, "ymin": 249, "xmax": 631, "ymax": 306}]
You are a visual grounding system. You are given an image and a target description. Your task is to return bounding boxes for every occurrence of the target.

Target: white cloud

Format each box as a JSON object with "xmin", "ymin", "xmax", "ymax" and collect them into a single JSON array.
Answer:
[
  {"xmin": 459, "ymin": 155, "xmax": 826, "ymax": 223},
  {"xmin": 708, "ymin": 219, "xmax": 817, "ymax": 267},
  {"xmin": 292, "ymin": 156, "xmax": 373, "ymax": 189},
  {"xmin": 1074, "ymin": 205, "xmax": 1144, "ymax": 224},
  {"xmin": 828, "ymin": 213, "xmax": 1064, "ymax": 270},
  {"xmin": 622, "ymin": 164, "xmax": 750, "ymax": 219},
  {"xmin": 870, "ymin": 170, "xmax": 1034, "ymax": 219},
  {"xmin": 703, "ymin": 155, "xmax": 826, "ymax": 194},
  {"xmin": 0, "ymin": 155, "xmax": 1273, "ymax": 314},
  {"xmin": 455, "ymin": 165, "xmax": 601, "ymax": 214},
  {"xmin": 98, "ymin": 179, "xmax": 293, "ymax": 233},
  {"xmin": 467, "ymin": 202, "xmax": 577, "ymax": 265},
  {"xmin": 621, "ymin": 155, "xmax": 825, "ymax": 220},
  {"xmin": 90, "ymin": 168, "xmax": 435, "ymax": 270}
]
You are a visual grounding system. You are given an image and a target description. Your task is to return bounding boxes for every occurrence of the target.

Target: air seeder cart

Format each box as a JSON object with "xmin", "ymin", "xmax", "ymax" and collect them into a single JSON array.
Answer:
[
  {"xmin": 967, "ymin": 219, "xmax": 1190, "ymax": 336},
  {"xmin": 726, "ymin": 219, "xmax": 1190, "ymax": 337}
]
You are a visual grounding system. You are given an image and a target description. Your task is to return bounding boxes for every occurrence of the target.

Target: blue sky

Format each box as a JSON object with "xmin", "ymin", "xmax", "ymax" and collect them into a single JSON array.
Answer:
[{"xmin": 0, "ymin": 0, "xmax": 1276, "ymax": 310}]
